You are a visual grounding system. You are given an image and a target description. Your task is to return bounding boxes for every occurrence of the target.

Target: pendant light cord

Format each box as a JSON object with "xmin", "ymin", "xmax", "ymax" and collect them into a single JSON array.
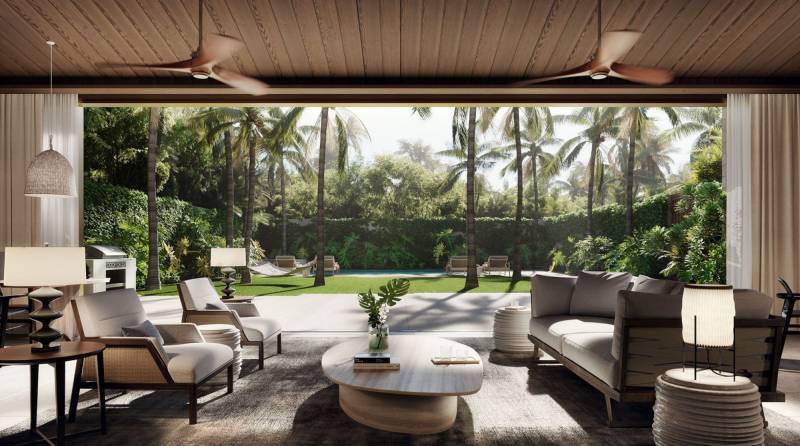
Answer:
[{"xmin": 47, "ymin": 40, "xmax": 55, "ymax": 151}]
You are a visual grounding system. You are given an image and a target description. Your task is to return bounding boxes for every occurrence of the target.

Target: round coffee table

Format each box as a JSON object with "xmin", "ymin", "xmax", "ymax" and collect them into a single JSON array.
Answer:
[{"xmin": 321, "ymin": 336, "xmax": 483, "ymax": 434}]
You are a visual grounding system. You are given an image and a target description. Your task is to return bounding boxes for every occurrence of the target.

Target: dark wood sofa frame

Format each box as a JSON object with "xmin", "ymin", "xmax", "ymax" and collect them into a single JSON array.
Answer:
[{"xmin": 529, "ymin": 316, "xmax": 785, "ymax": 427}]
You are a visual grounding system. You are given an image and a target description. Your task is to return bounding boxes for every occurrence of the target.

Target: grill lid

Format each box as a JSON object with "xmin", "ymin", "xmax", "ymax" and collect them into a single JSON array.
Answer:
[{"xmin": 85, "ymin": 245, "xmax": 127, "ymax": 259}]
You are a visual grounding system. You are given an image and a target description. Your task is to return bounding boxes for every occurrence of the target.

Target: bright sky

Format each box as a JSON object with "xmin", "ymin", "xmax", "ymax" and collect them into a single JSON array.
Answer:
[{"xmin": 299, "ymin": 107, "xmax": 694, "ymax": 192}]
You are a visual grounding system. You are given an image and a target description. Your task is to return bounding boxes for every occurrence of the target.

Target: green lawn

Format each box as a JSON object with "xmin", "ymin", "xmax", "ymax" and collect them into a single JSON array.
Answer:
[{"xmin": 140, "ymin": 274, "xmax": 531, "ymax": 297}]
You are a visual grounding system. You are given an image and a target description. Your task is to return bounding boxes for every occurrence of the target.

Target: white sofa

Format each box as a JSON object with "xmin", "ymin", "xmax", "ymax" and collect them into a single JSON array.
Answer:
[{"xmin": 528, "ymin": 271, "xmax": 784, "ymax": 426}]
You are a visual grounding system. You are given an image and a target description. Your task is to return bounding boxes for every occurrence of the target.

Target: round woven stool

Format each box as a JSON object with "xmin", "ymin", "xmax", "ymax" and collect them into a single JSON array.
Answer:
[
  {"xmin": 653, "ymin": 368, "xmax": 764, "ymax": 446},
  {"xmin": 493, "ymin": 306, "xmax": 539, "ymax": 355},
  {"xmin": 198, "ymin": 324, "xmax": 242, "ymax": 383}
]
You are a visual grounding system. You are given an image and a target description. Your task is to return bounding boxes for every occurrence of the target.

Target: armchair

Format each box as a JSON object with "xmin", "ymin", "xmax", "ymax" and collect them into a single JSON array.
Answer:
[
  {"xmin": 177, "ymin": 278, "xmax": 282, "ymax": 370},
  {"xmin": 71, "ymin": 288, "xmax": 234, "ymax": 424}
]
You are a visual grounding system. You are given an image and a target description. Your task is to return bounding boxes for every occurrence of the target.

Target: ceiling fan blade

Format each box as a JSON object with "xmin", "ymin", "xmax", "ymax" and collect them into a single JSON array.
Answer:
[
  {"xmin": 595, "ymin": 31, "xmax": 642, "ymax": 67},
  {"xmin": 97, "ymin": 60, "xmax": 194, "ymax": 73},
  {"xmin": 198, "ymin": 33, "xmax": 244, "ymax": 66},
  {"xmin": 512, "ymin": 62, "xmax": 593, "ymax": 86},
  {"xmin": 610, "ymin": 62, "xmax": 674, "ymax": 85},
  {"xmin": 212, "ymin": 67, "xmax": 270, "ymax": 95}
]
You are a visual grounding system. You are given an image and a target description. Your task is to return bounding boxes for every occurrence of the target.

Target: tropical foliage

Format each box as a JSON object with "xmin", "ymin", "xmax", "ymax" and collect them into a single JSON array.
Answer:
[{"xmin": 83, "ymin": 105, "xmax": 725, "ymax": 287}]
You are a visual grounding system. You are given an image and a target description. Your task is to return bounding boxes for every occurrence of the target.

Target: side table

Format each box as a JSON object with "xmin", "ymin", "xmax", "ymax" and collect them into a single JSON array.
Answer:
[
  {"xmin": 493, "ymin": 306, "xmax": 539, "ymax": 355},
  {"xmin": 0, "ymin": 341, "xmax": 107, "ymax": 446},
  {"xmin": 198, "ymin": 324, "xmax": 242, "ymax": 383},
  {"xmin": 653, "ymin": 368, "xmax": 764, "ymax": 445}
]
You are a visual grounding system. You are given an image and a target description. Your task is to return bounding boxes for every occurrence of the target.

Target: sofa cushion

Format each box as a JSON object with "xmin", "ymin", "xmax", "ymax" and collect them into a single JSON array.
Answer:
[
  {"xmin": 163, "ymin": 343, "xmax": 233, "ymax": 384},
  {"xmin": 529, "ymin": 315, "xmax": 614, "ymax": 353},
  {"xmin": 562, "ymin": 332, "xmax": 618, "ymax": 387},
  {"xmin": 241, "ymin": 317, "xmax": 282, "ymax": 341},
  {"xmin": 632, "ymin": 275, "xmax": 684, "ymax": 295},
  {"xmin": 570, "ymin": 271, "xmax": 632, "ymax": 318},
  {"xmin": 530, "ymin": 272, "xmax": 577, "ymax": 317}
]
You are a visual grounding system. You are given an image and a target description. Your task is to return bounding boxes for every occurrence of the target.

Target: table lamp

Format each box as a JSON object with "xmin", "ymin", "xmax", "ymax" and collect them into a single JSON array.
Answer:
[
  {"xmin": 3, "ymin": 247, "xmax": 87, "ymax": 352},
  {"xmin": 210, "ymin": 248, "xmax": 247, "ymax": 299},
  {"xmin": 681, "ymin": 284, "xmax": 736, "ymax": 380}
]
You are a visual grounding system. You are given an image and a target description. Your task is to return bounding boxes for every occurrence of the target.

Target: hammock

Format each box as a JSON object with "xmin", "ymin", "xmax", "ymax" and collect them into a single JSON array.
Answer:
[{"xmin": 248, "ymin": 261, "xmax": 314, "ymax": 277}]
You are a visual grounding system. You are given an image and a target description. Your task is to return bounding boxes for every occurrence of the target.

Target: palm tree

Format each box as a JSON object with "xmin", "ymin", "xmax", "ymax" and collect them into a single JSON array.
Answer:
[
  {"xmin": 262, "ymin": 107, "xmax": 308, "ymax": 255},
  {"xmin": 555, "ymin": 107, "xmax": 620, "ymax": 235},
  {"xmin": 306, "ymin": 107, "xmax": 370, "ymax": 286},
  {"xmin": 146, "ymin": 106, "xmax": 161, "ymax": 290},
  {"xmin": 397, "ymin": 139, "xmax": 443, "ymax": 172},
  {"xmin": 670, "ymin": 107, "xmax": 723, "ymax": 152},
  {"xmin": 616, "ymin": 107, "xmax": 679, "ymax": 235},
  {"xmin": 636, "ymin": 131, "xmax": 677, "ymax": 195},
  {"xmin": 190, "ymin": 108, "xmax": 240, "ymax": 247},
  {"xmin": 490, "ymin": 107, "xmax": 553, "ymax": 280}
]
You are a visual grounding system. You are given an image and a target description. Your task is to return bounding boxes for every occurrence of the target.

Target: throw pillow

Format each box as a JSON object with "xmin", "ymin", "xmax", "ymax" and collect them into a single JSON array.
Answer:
[
  {"xmin": 570, "ymin": 271, "xmax": 632, "ymax": 318},
  {"xmin": 206, "ymin": 302, "xmax": 224, "ymax": 310},
  {"xmin": 530, "ymin": 272, "xmax": 577, "ymax": 317},
  {"xmin": 122, "ymin": 320, "xmax": 165, "ymax": 346},
  {"xmin": 631, "ymin": 275, "xmax": 684, "ymax": 295}
]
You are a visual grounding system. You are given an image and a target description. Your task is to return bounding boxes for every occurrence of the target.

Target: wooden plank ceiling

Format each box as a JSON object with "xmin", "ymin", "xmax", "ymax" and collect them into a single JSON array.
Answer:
[{"xmin": 0, "ymin": 0, "xmax": 798, "ymax": 88}]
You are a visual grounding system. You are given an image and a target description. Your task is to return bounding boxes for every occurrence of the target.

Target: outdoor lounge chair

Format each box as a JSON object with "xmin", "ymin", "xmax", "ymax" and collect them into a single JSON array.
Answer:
[
  {"xmin": 445, "ymin": 256, "xmax": 469, "ymax": 274},
  {"xmin": 311, "ymin": 256, "xmax": 340, "ymax": 275},
  {"xmin": 482, "ymin": 256, "xmax": 511, "ymax": 276},
  {"xmin": 71, "ymin": 288, "xmax": 234, "ymax": 425},
  {"xmin": 177, "ymin": 278, "xmax": 282, "ymax": 369},
  {"xmin": 275, "ymin": 256, "xmax": 297, "ymax": 269}
]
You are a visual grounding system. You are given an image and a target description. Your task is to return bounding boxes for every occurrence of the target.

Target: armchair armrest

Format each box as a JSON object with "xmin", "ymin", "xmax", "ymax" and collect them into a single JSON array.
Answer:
[
  {"xmin": 82, "ymin": 336, "xmax": 171, "ymax": 384},
  {"xmin": 225, "ymin": 302, "xmax": 260, "ymax": 317},
  {"xmin": 155, "ymin": 323, "xmax": 204, "ymax": 345},
  {"xmin": 183, "ymin": 309, "xmax": 243, "ymax": 330}
]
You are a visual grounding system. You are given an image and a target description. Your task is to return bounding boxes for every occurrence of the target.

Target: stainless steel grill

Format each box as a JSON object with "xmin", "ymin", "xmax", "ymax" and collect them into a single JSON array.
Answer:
[{"xmin": 85, "ymin": 245, "xmax": 136, "ymax": 293}]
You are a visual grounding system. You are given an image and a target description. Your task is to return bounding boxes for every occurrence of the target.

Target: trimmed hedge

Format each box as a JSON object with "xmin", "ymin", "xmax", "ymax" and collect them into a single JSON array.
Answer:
[{"xmin": 257, "ymin": 192, "xmax": 670, "ymax": 269}]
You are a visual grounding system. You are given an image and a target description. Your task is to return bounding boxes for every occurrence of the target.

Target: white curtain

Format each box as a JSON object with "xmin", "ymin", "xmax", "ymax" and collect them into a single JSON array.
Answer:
[
  {"xmin": 725, "ymin": 94, "xmax": 752, "ymax": 289},
  {"xmin": 0, "ymin": 94, "xmax": 44, "ymax": 248},
  {"xmin": 40, "ymin": 94, "xmax": 83, "ymax": 247}
]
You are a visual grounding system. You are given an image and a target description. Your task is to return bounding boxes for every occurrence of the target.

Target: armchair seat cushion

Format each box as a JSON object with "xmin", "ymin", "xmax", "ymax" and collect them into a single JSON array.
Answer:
[
  {"xmin": 529, "ymin": 315, "xmax": 614, "ymax": 354},
  {"xmin": 562, "ymin": 332, "xmax": 617, "ymax": 387},
  {"xmin": 241, "ymin": 317, "xmax": 282, "ymax": 342},
  {"xmin": 163, "ymin": 343, "xmax": 233, "ymax": 384}
]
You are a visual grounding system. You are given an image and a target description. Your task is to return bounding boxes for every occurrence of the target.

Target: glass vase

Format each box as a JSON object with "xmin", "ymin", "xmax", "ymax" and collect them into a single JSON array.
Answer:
[{"xmin": 368, "ymin": 323, "xmax": 390, "ymax": 352}]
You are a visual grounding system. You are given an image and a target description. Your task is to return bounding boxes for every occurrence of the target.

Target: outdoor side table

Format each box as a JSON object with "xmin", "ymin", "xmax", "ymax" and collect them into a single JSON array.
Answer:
[
  {"xmin": 493, "ymin": 306, "xmax": 539, "ymax": 355},
  {"xmin": 653, "ymin": 368, "xmax": 764, "ymax": 446},
  {"xmin": 0, "ymin": 341, "xmax": 107, "ymax": 446},
  {"xmin": 198, "ymin": 324, "xmax": 242, "ymax": 382}
]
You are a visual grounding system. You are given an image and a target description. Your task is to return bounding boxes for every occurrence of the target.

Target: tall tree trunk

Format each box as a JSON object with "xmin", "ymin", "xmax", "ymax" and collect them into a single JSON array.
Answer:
[
  {"xmin": 625, "ymin": 131, "xmax": 636, "ymax": 236},
  {"xmin": 586, "ymin": 141, "xmax": 598, "ymax": 236},
  {"xmin": 314, "ymin": 107, "xmax": 329, "ymax": 287},
  {"xmin": 531, "ymin": 146, "xmax": 539, "ymax": 217},
  {"xmin": 146, "ymin": 107, "xmax": 161, "ymax": 290},
  {"xmin": 465, "ymin": 107, "xmax": 479, "ymax": 289},
  {"xmin": 597, "ymin": 162, "xmax": 605, "ymax": 206},
  {"xmin": 511, "ymin": 108, "xmax": 523, "ymax": 281},
  {"xmin": 225, "ymin": 130, "xmax": 234, "ymax": 247},
  {"xmin": 241, "ymin": 136, "xmax": 256, "ymax": 284},
  {"xmin": 280, "ymin": 148, "xmax": 288, "ymax": 254}
]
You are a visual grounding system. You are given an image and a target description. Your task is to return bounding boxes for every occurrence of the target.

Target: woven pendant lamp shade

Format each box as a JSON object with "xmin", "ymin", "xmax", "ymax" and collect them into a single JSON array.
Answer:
[{"xmin": 24, "ymin": 145, "xmax": 76, "ymax": 198}]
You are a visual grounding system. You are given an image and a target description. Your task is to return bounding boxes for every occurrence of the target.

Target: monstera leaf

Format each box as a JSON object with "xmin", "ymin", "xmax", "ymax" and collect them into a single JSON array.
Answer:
[{"xmin": 377, "ymin": 278, "xmax": 411, "ymax": 307}]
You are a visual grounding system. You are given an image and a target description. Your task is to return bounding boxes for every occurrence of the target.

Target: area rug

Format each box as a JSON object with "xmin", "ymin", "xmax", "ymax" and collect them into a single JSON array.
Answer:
[{"xmin": 2, "ymin": 337, "xmax": 799, "ymax": 445}]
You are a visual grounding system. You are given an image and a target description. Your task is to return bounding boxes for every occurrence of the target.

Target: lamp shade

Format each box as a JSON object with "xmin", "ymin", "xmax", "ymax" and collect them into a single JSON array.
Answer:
[
  {"xmin": 681, "ymin": 284, "xmax": 735, "ymax": 348},
  {"xmin": 24, "ymin": 148, "xmax": 76, "ymax": 197},
  {"xmin": 210, "ymin": 248, "xmax": 247, "ymax": 267},
  {"xmin": 2, "ymin": 247, "xmax": 87, "ymax": 287}
]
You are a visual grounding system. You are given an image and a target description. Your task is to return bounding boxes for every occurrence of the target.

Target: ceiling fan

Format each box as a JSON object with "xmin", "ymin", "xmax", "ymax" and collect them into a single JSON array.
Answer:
[
  {"xmin": 100, "ymin": 0, "xmax": 269, "ymax": 95},
  {"xmin": 514, "ymin": 0, "xmax": 674, "ymax": 86}
]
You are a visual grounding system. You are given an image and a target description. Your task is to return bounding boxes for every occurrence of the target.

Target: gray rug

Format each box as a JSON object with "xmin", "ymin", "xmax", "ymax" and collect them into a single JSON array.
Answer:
[{"xmin": 2, "ymin": 337, "xmax": 799, "ymax": 445}]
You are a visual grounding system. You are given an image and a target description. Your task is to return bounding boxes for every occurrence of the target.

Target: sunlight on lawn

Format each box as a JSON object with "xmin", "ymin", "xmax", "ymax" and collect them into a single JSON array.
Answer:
[{"xmin": 140, "ymin": 275, "xmax": 531, "ymax": 297}]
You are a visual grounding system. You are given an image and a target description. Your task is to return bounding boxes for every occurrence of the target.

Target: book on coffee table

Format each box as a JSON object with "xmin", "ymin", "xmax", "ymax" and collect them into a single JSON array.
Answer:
[
  {"xmin": 431, "ymin": 356, "xmax": 480, "ymax": 365},
  {"xmin": 353, "ymin": 352, "xmax": 391, "ymax": 363},
  {"xmin": 353, "ymin": 363, "xmax": 401, "ymax": 372}
]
